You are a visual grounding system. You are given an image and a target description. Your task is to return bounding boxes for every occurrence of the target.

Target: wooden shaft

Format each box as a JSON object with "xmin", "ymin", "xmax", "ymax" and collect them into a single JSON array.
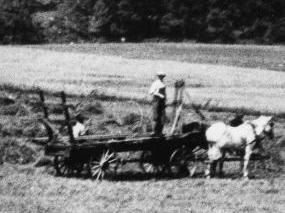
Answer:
[
  {"xmin": 170, "ymin": 81, "xmax": 185, "ymax": 134},
  {"xmin": 177, "ymin": 85, "xmax": 185, "ymax": 134},
  {"xmin": 172, "ymin": 80, "xmax": 185, "ymax": 122},
  {"xmin": 39, "ymin": 90, "xmax": 49, "ymax": 119},
  {"xmin": 184, "ymin": 91, "xmax": 206, "ymax": 121},
  {"xmin": 61, "ymin": 91, "xmax": 74, "ymax": 143},
  {"xmin": 170, "ymin": 104, "xmax": 183, "ymax": 134},
  {"xmin": 171, "ymin": 86, "xmax": 179, "ymax": 122}
]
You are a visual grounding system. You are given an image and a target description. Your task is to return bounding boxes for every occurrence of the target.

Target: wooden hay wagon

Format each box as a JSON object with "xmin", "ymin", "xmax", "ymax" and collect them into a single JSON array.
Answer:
[
  {"xmin": 32, "ymin": 82, "xmax": 269, "ymax": 180},
  {"xmin": 32, "ymin": 82, "xmax": 209, "ymax": 180},
  {"xmin": 37, "ymin": 130, "xmax": 207, "ymax": 180}
]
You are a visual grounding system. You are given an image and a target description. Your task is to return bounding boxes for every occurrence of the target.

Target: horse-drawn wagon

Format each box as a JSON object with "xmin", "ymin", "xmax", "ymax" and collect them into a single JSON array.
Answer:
[
  {"xmin": 32, "ymin": 81, "xmax": 273, "ymax": 180},
  {"xmin": 32, "ymin": 85, "xmax": 208, "ymax": 180},
  {"xmin": 36, "ymin": 129, "xmax": 207, "ymax": 180}
]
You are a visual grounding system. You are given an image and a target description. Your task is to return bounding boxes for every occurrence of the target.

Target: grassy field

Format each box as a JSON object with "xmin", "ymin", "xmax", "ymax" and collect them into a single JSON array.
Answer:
[
  {"xmin": 1, "ymin": 44, "xmax": 285, "ymax": 114},
  {"xmin": 31, "ymin": 43, "xmax": 285, "ymax": 72},
  {"xmin": 0, "ymin": 165, "xmax": 284, "ymax": 213},
  {"xmin": 0, "ymin": 43, "xmax": 284, "ymax": 213}
]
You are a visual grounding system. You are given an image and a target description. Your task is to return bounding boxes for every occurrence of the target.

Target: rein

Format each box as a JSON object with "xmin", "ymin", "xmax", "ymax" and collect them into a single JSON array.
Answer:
[{"xmin": 246, "ymin": 122, "xmax": 265, "ymax": 146}]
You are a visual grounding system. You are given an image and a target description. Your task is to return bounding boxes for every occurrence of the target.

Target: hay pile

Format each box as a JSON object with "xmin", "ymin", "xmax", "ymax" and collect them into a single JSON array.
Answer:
[
  {"xmin": 0, "ymin": 96, "xmax": 15, "ymax": 105},
  {"xmin": 0, "ymin": 117, "xmax": 46, "ymax": 138},
  {"xmin": 0, "ymin": 138, "xmax": 37, "ymax": 164},
  {"xmin": 76, "ymin": 101, "xmax": 104, "ymax": 115}
]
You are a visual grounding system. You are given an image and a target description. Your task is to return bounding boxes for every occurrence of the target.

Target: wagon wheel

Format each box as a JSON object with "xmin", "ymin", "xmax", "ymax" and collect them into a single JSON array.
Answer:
[
  {"xmin": 54, "ymin": 156, "xmax": 71, "ymax": 176},
  {"xmin": 169, "ymin": 147, "xmax": 196, "ymax": 177},
  {"xmin": 139, "ymin": 150, "xmax": 166, "ymax": 174},
  {"xmin": 89, "ymin": 150, "xmax": 118, "ymax": 180},
  {"xmin": 70, "ymin": 161, "xmax": 85, "ymax": 176}
]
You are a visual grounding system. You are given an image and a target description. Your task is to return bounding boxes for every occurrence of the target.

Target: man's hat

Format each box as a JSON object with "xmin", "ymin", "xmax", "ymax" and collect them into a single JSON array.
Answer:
[{"xmin": 156, "ymin": 71, "xmax": 166, "ymax": 77}]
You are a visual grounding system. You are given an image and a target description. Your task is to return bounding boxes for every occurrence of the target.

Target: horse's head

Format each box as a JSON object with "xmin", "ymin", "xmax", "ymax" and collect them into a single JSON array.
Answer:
[{"xmin": 253, "ymin": 116, "xmax": 274, "ymax": 139}]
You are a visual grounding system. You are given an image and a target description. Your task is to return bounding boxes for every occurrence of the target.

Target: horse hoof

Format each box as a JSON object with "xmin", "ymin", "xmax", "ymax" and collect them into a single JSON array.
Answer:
[
  {"xmin": 218, "ymin": 172, "xmax": 225, "ymax": 178},
  {"xmin": 242, "ymin": 176, "xmax": 249, "ymax": 181}
]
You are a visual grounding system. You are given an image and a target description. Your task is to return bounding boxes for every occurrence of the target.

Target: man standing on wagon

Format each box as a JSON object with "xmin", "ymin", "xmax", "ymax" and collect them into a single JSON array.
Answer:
[{"xmin": 149, "ymin": 71, "xmax": 167, "ymax": 136}]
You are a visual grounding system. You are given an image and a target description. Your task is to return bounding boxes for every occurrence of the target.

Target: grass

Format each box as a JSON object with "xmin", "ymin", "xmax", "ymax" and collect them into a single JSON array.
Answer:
[
  {"xmin": 29, "ymin": 43, "xmax": 285, "ymax": 72},
  {"xmin": 0, "ymin": 165, "xmax": 284, "ymax": 213},
  {"xmin": 1, "ymin": 44, "xmax": 285, "ymax": 114},
  {"xmin": 0, "ymin": 43, "xmax": 284, "ymax": 213}
]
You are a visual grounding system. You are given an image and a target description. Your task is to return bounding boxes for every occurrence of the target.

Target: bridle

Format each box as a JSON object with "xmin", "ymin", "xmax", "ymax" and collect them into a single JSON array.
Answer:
[
  {"xmin": 247, "ymin": 120, "xmax": 274, "ymax": 146},
  {"xmin": 247, "ymin": 122, "xmax": 264, "ymax": 146}
]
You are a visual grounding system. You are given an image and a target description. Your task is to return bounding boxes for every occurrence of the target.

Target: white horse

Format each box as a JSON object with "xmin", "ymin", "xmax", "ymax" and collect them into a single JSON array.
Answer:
[{"xmin": 205, "ymin": 116, "xmax": 274, "ymax": 179}]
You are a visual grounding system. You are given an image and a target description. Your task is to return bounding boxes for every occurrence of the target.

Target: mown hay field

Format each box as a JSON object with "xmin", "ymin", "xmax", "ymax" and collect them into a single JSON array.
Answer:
[
  {"xmin": 1, "ymin": 44, "xmax": 285, "ymax": 114},
  {"xmin": 0, "ymin": 43, "xmax": 285, "ymax": 213},
  {"xmin": 0, "ymin": 166, "xmax": 284, "ymax": 213}
]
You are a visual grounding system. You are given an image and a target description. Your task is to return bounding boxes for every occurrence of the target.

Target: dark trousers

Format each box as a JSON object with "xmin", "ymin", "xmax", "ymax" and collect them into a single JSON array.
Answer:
[{"xmin": 152, "ymin": 96, "xmax": 165, "ymax": 136}]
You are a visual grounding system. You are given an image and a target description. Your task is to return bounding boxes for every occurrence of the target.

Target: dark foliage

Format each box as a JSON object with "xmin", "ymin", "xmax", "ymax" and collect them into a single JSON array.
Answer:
[
  {"xmin": 0, "ymin": 0, "xmax": 284, "ymax": 43},
  {"xmin": 0, "ymin": 0, "xmax": 44, "ymax": 44}
]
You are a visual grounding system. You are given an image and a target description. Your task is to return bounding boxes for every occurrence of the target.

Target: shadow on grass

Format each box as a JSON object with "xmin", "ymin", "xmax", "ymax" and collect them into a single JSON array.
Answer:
[
  {"xmin": 2, "ymin": 83, "xmax": 285, "ymax": 118},
  {"xmin": 57, "ymin": 170, "xmax": 276, "ymax": 182},
  {"xmin": 108, "ymin": 171, "xmax": 189, "ymax": 181}
]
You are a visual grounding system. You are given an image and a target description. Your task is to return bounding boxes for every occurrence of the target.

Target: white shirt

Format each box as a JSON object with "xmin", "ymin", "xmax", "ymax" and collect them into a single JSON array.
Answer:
[
  {"xmin": 72, "ymin": 122, "xmax": 85, "ymax": 138},
  {"xmin": 149, "ymin": 79, "xmax": 166, "ymax": 99}
]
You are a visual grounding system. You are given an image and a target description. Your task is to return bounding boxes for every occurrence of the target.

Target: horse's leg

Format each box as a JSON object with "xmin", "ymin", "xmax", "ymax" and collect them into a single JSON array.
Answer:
[
  {"xmin": 205, "ymin": 145, "xmax": 212, "ymax": 179},
  {"xmin": 205, "ymin": 155, "xmax": 214, "ymax": 179},
  {"xmin": 212, "ymin": 160, "xmax": 218, "ymax": 177},
  {"xmin": 240, "ymin": 160, "xmax": 244, "ymax": 173},
  {"xmin": 206, "ymin": 160, "xmax": 217, "ymax": 179},
  {"xmin": 218, "ymin": 151, "xmax": 225, "ymax": 177},
  {"xmin": 243, "ymin": 146, "xmax": 252, "ymax": 179},
  {"xmin": 206, "ymin": 146, "xmax": 221, "ymax": 179}
]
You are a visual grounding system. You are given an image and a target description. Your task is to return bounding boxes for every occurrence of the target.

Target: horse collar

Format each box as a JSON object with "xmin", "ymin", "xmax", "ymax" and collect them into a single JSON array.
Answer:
[
  {"xmin": 248, "ymin": 122, "xmax": 257, "ymax": 135},
  {"xmin": 247, "ymin": 122, "xmax": 260, "ymax": 145}
]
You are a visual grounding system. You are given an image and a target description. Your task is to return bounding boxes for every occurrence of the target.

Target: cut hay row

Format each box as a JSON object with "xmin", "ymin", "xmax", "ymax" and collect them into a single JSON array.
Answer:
[{"xmin": 1, "ymin": 46, "xmax": 285, "ymax": 114}]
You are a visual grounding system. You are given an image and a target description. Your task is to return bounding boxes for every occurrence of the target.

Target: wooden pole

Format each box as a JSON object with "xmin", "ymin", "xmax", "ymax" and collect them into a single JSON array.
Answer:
[
  {"xmin": 184, "ymin": 91, "xmax": 207, "ymax": 121},
  {"xmin": 61, "ymin": 91, "xmax": 74, "ymax": 144},
  {"xmin": 177, "ymin": 85, "xmax": 185, "ymax": 134},
  {"xmin": 171, "ymin": 85, "xmax": 179, "ymax": 122},
  {"xmin": 170, "ymin": 80, "xmax": 185, "ymax": 135},
  {"xmin": 39, "ymin": 90, "xmax": 49, "ymax": 119},
  {"xmin": 170, "ymin": 104, "xmax": 183, "ymax": 134}
]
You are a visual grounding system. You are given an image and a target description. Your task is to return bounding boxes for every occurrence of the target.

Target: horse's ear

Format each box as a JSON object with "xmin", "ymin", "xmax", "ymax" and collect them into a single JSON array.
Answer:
[
  {"xmin": 268, "ymin": 116, "xmax": 275, "ymax": 126},
  {"xmin": 268, "ymin": 116, "xmax": 273, "ymax": 122},
  {"xmin": 250, "ymin": 121, "xmax": 257, "ymax": 128}
]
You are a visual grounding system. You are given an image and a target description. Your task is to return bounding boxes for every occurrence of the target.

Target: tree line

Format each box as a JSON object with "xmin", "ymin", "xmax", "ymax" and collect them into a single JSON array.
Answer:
[{"xmin": 0, "ymin": 0, "xmax": 284, "ymax": 44}]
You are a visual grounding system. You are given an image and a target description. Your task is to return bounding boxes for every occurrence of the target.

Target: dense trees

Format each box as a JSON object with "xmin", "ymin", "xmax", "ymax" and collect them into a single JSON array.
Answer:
[
  {"xmin": 0, "ymin": 0, "xmax": 284, "ymax": 44},
  {"xmin": 0, "ymin": 0, "xmax": 43, "ymax": 44}
]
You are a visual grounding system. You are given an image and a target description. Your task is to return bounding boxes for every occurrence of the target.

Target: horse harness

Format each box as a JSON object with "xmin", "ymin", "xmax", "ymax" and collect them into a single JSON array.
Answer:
[{"xmin": 246, "ymin": 122, "xmax": 264, "ymax": 147}]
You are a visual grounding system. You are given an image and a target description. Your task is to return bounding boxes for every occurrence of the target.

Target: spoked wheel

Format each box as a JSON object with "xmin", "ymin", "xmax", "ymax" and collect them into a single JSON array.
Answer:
[
  {"xmin": 71, "ymin": 162, "xmax": 85, "ymax": 176},
  {"xmin": 54, "ymin": 156, "xmax": 71, "ymax": 176},
  {"xmin": 54, "ymin": 156, "xmax": 85, "ymax": 177},
  {"xmin": 139, "ymin": 150, "xmax": 166, "ymax": 174},
  {"xmin": 169, "ymin": 147, "xmax": 196, "ymax": 177},
  {"xmin": 89, "ymin": 150, "xmax": 118, "ymax": 180}
]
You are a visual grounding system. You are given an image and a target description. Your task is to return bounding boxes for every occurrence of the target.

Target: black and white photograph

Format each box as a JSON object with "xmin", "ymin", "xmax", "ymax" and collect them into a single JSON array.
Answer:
[{"xmin": 0, "ymin": 0, "xmax": 284, "ymax": 212}]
